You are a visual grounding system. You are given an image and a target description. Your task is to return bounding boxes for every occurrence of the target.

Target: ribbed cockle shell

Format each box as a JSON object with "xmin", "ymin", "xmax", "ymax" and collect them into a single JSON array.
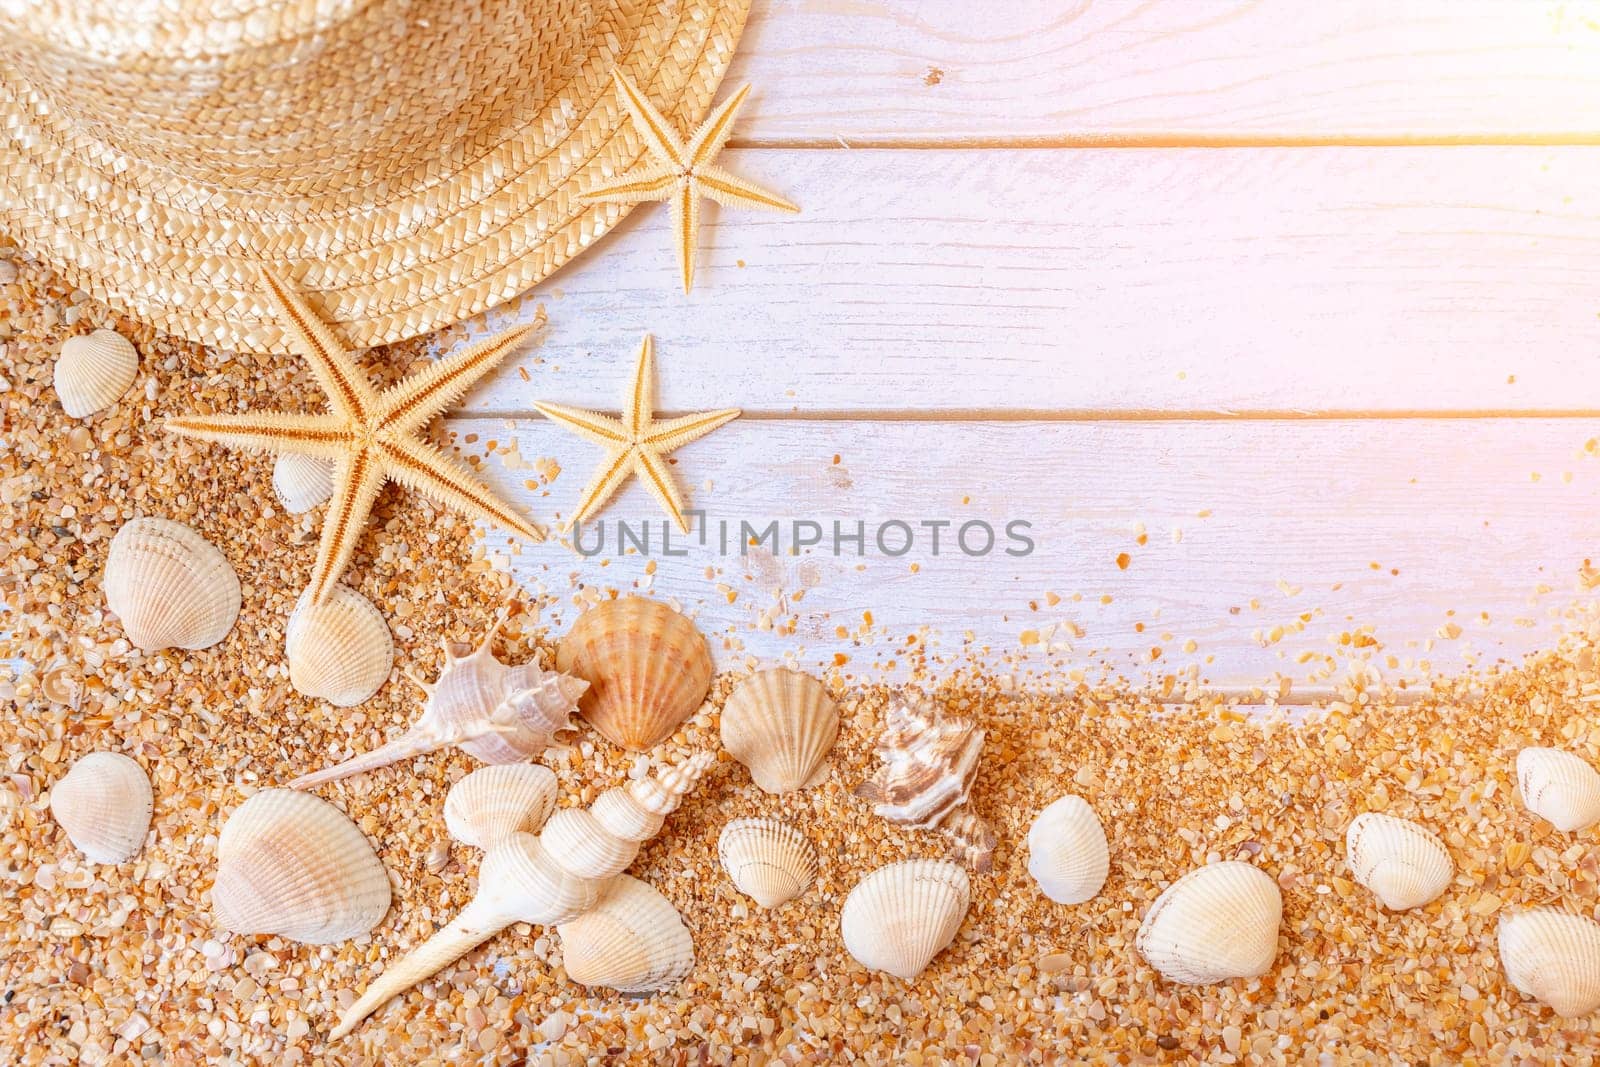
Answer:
[
  {"xmin": 717, "ymin": 817, "xmax": 819, "ymax": 908},
  {"xmin": 840, "ymin": 859, "xmax": 970, "ymax": 981},
  {"xmin": 104, "ymin": 517, "xmax": 241, "ymax": 652},
  {"xmin": 1345, "ymin": 812, "xmax": 1453, "ymax": 911},
  {"xmin": 720, "ymin": 668, "xmax": 839, "ymax": 793},
  {"xmin": 1026, "ymin": 795, "xmax": 1109, "ymax": 905},
  {"xmin": 55, "ymin": 329, "xmax": 137, "ymax": 418},
  {"xmin": 49, "ymin": 752, "xmax": 152, "ymax": 864},
  {"xmin": 443, "ymin": 764, "xmax": 559, "ymax": 850},
  {"xmin": 1517, "ymin": 747, "xmax": 1600, "ymax": 833},
  {"xmin": 557, "ymin": 874, "xmax": 695, "ymax": 993},
  {"xmin": 286, "ymin": 585, "xmax": 393, "ymax": 707},
  {"xmin": 1136, "ymin": 861, "xmax": 1281, "ymax": 985},
  {"xmin": 272, "ymin": 454, "xmax": 334, "ymax": 514},
  {"xmin": 1499, "ymin": 908, "xmax": 1600, "ymax": 1017}
]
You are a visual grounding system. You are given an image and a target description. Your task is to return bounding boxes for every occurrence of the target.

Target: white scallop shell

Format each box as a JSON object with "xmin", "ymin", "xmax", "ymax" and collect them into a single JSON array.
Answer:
[
  {"xmin": 49, "ymin": 752, "xmax": 152, "ymax": 864},
  {"xmin": 442, "ymin": 764, "xmax": 559, "ymax": 850},
  {"xmin": 1517, "ymin": 747, "xmax": 1600, "ymax": 833},
  {"xmin": 286, "ymin": 585, "xmax": 393, "ymax": 707},
  {"xmin": 55, "ymin": 329, "xmax": 137, "ymax": 418},
  {"xmin": 1136, "ymin": 861, "xmax": 1281, "ymax": 985},
  {"xmin": 1499, "ymin": 908, "xmax": 1600, "ymax": 1017},
  {"xmin": 840, "ymin": 859, "xmax": 970, "ymax": 981},
  {"xmin": 104, "ymin": 517, "xmax": 240, "ymax": 652},
  {"xmin": 272, "ymin": 454, "xmax": 334, "ymax": 514},
  {"xmin": 720, "ymin": 668, "xmax": 839, "ymax": 793},
  {"xmin": 1344, "ymin": 812, "xmax": 1453, "ymax": 911},
  {"xmin": 556, "ymin": 874, "xmax": 694, "ymax": 993},
  {"xmin": 717, "ymin": 817, "xmax": 819, "ymax": 908},
  {"xmin": 1026, "ymin": 794, "xmax": 1109, "ymax": 905}
]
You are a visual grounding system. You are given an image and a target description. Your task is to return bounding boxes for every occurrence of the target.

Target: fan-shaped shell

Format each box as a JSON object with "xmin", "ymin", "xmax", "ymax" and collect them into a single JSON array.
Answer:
[
  {"xmin": 104, "ymin": 517, "xmax": 240, "ymax": 652},
  {"xmin": 556, "ymin": 874, "xmax": 695, "ymax": 993},
  {"xmin": 1499, "ymin": 908, "xmax": 1600, "ymax": 1017},
  {"xmin": 55, "ymin": 329, "xmax": 137, "ymax": 418},
  {"xmin": 1345, "ymin": 812, "xmax": 1453, "ymax": 911},
  {"xmin": 717, "ymin": 817, "xmax": 818, "ymax": 908},
  {"xmin": 286, "ymin": 585, "xmax": 393, "ymax": 707},
  {"xmin": 1026, "ymin": 794, "xmax": 1109, "ymax": 905},
  {"xmin": 721, "ymin": 668, "xmax": 839, "ymax": 793},
  {"xmin": 49, "ymin": 752, "xmax": 152, "ymax": 864},
  {"xmin": 272, "ymin": 454, "xmax": 334, "ymax": 514},
  {"xmin": 443, "ymin": 764, "xmax": 558, "ymax": 850},
  {"xmin": 1136, "ymin": 861, "xmax": 1281, "ymax": 985},
  {"xmin": 840, "ymin": 859, "xmax": 970, "ymax": 981},
  {"xmin": 1517, "ymin": 747, "xmax": 1600, "ymax": 833},
  {"xmin": 212, "ymin": 789, "xmax": 390, "ymax": 944},
  {"xmin": 556, "ymin": 598, "xmax": 712, "ymax": 752}
]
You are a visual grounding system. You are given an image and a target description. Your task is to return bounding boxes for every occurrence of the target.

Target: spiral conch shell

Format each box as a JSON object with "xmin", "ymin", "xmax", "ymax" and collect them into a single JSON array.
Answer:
[
  {"xmin": 557, "ymin": 598, "xmax": 713, "ymax": 752},
  {"xmin": 841, "ymin": 859, "xmax": 970, "ymax": 981},
  {"xmin": 720, "ymin": 668, "xmax": 838, "ymax": 793},
  {"xmin": 1517, "ymin": 747, "xmax": 1600, "ymax": 833},
  {"xmin": 443, "ymin": 764, "xmax": 558, "ymax": 850},
  {"xmin": 104, "ymin": 517, "xmax": 241, "ymax": 652},
  {"xmin": 272, "ymin": 454, "xmax": 334, "ymax": 514},
  {"xmin": 557, "ymin": 874, "xmax": 695, "ymax": 993},
  {"xmin": 1499, "ymin": 908, "xmax": 1600, "ymax": 1017},
  {"xmin": 1136, "ymin": 861, "xmax": 1281, "ymax": 985},
  {"xmin": 718, "ymin": 817, "xmax": 818, "ymax": 908},
  {"xmin": 49, "ymin": 752, "xmax": 152, "ymax": 864},
  {"xmin": 286, "ymin": 585, "xmax": 393, "ymax": 707},
  {"xmin": 1344, "ymin": 813, "xmax": 1452, "ymax": 911},
  {"xmin": 1026, "ymin": 795, "xmax": 1109, "ymax": 905},
  {"xmin": 55, "ymin": 329, "xmax": 137, "ymax": 418}
]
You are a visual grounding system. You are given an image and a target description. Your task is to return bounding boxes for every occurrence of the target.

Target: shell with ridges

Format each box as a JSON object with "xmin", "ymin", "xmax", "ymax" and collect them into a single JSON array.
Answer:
[
  {"xmin": 1026, "ymin": 794, "xmax": 1109, "ymax": 905},
  {"xmin": 721, "ymin": 668, "xmax": 838, "ymax": 793},
  {"xmin": 1136, "ymin": 861, "xmax": 1281, "ymax": 985},
  {"xmin": 211, "ymin": 789, "xmax": 390, "ymax": 944},
  {"xmin": 1344, "ymin": 812, "xmax": 1452, "ymax": 911},
  {"xmin": 1499, "ymin": 908, "xmax": 1600, "ymax": 1017},
  {"xmin": 49, "ymin": 752, "xmax": 152, "ymax": 864},
  {"xmin": 556, "ymin": 874, "xmax": 695, "ymax": 993},
  {"xmin": 443, "ymin": 764, "xmax": 559, "ymax": 850},
  {"xmin": 104, "ymin": 517, "xmax": 241, "ymax": 652},
  {"xmin": 272, "ymin": 454, "xmax": 334, "ymax": 514},
  {"xmin": 557, "ymin": 598, "xmax": 712, "ymax": 752},
  {"xmin": 840, "ymin": 859, "xmax": 970, "ymax": 981},
  {"xmin": 1517, "ymin": 747, "xmax": 1600, "ymax": 833},
  {"xmin": 286, "ymin": 585, "xmax": 393, "ymax": 707},
  {"xmin": 718, "ymin": 817, "xmax": 818, "ymax": 908},
  {"xmin": 55, "ymin": 329, "xmax": 137, "ymax": 418}
]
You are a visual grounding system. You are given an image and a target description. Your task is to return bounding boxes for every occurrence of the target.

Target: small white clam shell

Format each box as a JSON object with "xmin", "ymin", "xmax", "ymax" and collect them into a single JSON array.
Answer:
[
  {"xmin": 443, "ymin": 764, "xmax": 559, "ymax": 850},
  {"xmin": 272, "ymin": 454, "xmax": 334, "ymax": 514},
  {"xmin": 1517, "ymin": 747, "xmax": 1600, "ymax": 833},
  {"xmin": 1136, "ymin": 861, "xmax": 1281, "ymax": 985},
  {"xmin": 556, "ymin": 874, "xmax": 694, "ymax": 993},
  {"xmin": 840, "ymin": 859, "xmax": 970, "ymax": 981},
  {"xmin": 717, "ymin": 817, "xmax": 818, "ymax": 908},
  {"xmin": 1344, "ymin": 812, "xmax": 1452, "ymax": 911},
  {"xmin": 720, "ymin": 668, "xmax": 839, "ymax": 793},
  {"xmin": 49, "ymin": 753, "xmax": 152, "ymax": 864},
  {"xmin": 55, "ymin": 329, "xmax": 137, "ymax": 418},
  {"xmin": 1026, "ymin": 794, "xmax": 1109, "ymax": 905},
  {"xmin": 104, "ymin": 517, "xmax": 241, "ymax": 652},
  {"xmin": 286, "ymin": 585, "xmax": 393, "ymax": 707},
  {"xmin": 1499, "ymin": 908, "xmax": 1600, "ymax": 1017}
]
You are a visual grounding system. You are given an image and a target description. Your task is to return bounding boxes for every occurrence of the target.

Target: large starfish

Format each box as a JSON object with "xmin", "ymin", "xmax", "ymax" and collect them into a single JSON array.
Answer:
[
  {"xmin": 535, "ymin": 334, "xmax": 738, "ymax": 533},
  {"xmin": 166, "ymin": 271, "xmax": 545, "ymax": 605},
  {"xmin": 579, "ymin": 72, "xmax": 799, "ymax": 293}
]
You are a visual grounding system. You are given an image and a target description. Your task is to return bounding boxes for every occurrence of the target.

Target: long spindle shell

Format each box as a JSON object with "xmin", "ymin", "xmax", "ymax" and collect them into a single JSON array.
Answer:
[
  {"xmin": 104, "ymin": 517, "xmax": 240, "ymax": 652},
  {"xmin": 557, "ymin": 874, "xmax": 695, "ymax": 993},
  {"xmin": 720, "ymin": 668, "xmax": 839, "ymax": 793},
  {"xmin": 49, "ymin": 752, "xmax": 152, "ymax": 864},
  {"xmin": 840, "ymin": 859, "xmax": 970, "ymax": 981},
  {"xmin": 1499, "ymin": 908, "xmax": 1600, "ymax": 1017},
  {"xmin": 1136, "ymin": 861, "xmax": 1281, "ymax": 985}
]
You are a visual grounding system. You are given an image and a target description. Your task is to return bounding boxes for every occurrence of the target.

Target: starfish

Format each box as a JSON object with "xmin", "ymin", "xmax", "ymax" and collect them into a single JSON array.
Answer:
[
  {"xmin": 165, "ymin": 270, "xmax": 545, "ymax": 605},
  {"xmin": 578, "ymin": 72, "xmax": 799, "ymax": 293},
  {"xmin": 534, "ymin": 334, "xmax": 738, "ymax": 533}
]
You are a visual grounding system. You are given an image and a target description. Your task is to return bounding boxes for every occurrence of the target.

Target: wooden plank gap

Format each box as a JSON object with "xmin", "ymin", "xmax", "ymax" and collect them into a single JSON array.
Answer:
[{"xmin": 466, "ymin": 408, "xmax": 1600, "ymax": 425}]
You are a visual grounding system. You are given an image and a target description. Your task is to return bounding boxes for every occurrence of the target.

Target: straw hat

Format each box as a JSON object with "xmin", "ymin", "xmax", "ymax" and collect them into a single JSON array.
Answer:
[{"xmin": 0, "ymin": 0, "xmax": 752, "ymax": 353}]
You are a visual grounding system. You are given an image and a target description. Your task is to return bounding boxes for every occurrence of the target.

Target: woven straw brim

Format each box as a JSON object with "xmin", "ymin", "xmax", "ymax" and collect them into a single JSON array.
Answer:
[{"xmin": 0, "ymin": 1, "xmax": 751, "ymax": 355}]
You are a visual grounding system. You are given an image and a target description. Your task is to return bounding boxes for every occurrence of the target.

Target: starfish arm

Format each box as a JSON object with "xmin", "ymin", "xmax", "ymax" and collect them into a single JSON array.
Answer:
[
  {"xmin": 163, "ymin": 411, "xmax": 354, "ymax": 460},
  {"xmin": 695, "ymin": 165, "xmax": 800, "ymax": 214},
  {"xmin": 567, "ymin": 446, "xmax": 637, "ymax": 528},
  {"xmin": 644, "ymin": 407, "xmax": 742, "ymax": 452},
  {"xmin": 259, "ymin": 268, "xmax": 377, "ymax": 422},
  {"xmin": 379, "ymin": 316, "xmax": 544, "ymax": 435},
  {"xmin": 611, "ymin": 71, "xmax": 686, "ymax": 164},
  {"xmin": 577, "ymin": 165, "xmax": 678, "ymax": 206},
  {"xmin": 671, "ymin": 179, "xmax": 701, "ymax": 294},
  {"xmin": 305, "ymin": 450, "xmax": 387, "ymax": 606},
  {"xmin": 684, "ymin": 83, "xmax": 751, "ymax": 171},
  {"xmin": 635, "ymin": 447, "xmax": 692, "ymax": 533},
  {"xmin": 625, "ymin": 334, "xmax": 654, "ymax": 436},
  {"xmin": 533, "ymin": 402, "xmax": 630, "ymax": 449},
  {"xmin": 378, "ymin": 438, "xmax": 544, "ymax": 546}
]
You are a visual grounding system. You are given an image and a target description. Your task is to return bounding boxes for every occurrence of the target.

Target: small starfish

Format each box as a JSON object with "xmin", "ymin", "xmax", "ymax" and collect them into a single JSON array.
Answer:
[
  {"xmin": 166, "ymin": 270, "xmax": 544, "ymax": 605},
  {"xmin": 534, "ymin": 334, "xmax": 738, "ymax": 532},
  {"xmin": 579, "ymin": 72, "xmax": 799, "ymax": 293}
]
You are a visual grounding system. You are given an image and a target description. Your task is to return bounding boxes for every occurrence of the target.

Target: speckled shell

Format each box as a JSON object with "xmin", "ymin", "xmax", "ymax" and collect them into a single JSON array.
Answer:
[
  {"xmin": 1517, "ymin": 747, "xmax": 1600, "ymax": 833},
  {"xmin": 1136, "ymin": 862, "xmax": 1281, "ymax": 985},
  {"xmin": 54, "ymin": 329, "xmax": 137, "ymax": 418},
  {"xmin": 1026, "ymin": 795, "xmax": 1109, "ymax": 905},
  {"xmin": 557, "ymin": 598, "xmax": 712, "ymax": 752},
  {"xmin": 443, "ymin": 764, "xmax": 559, "ymax": 850},
  {"xmin": 286, "ymin": 585, "xmax": 393, "ymax": 707},
  {"xmin": 1499, "ymin": 908, "xmax": 1600, "ymax": 1017},
  {"xmin": 104, "ymin": 517, "xmax": 241, "ymax": 652},
  {"xmin": 556, "ymin": 874, "xmax": 695, "ymax": 993},
  {"xmin": 212, "ymin": 789, "xmax": 390, "ymax": 944},
  {"xmin": 49, "ymin": 752, "xmax": 152, "ymax": 864},
  {"xmin": 840, "ymin": 859, "xmax": 970, "ymax": 981},
  {"xmin": 1345, "ymin": 813, "xmax": 1453, "ymax": 911},
  {"xmin": 717, "ymin": 817, "xmax": 818, "ymax": 908},
  {"xmin": 272, "ymin": 454, "xmax": 334, "ymax": 514},
  {"xmin": 720, "ymin": 668, "xmax": 839, "ymax": 794}
]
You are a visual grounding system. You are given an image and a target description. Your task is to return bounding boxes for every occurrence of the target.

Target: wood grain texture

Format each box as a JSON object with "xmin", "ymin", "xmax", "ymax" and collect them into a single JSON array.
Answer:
[{"xmin": 728, "ymin": 0, "xmax": 1600, "ymax": 144}]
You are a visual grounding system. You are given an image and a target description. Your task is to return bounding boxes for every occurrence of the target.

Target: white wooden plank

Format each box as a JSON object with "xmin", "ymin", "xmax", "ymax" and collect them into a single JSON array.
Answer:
[
  {"xmin": 729, "ymin": 0, "xmax": 1600, "ymax": 143},
  {"xmin": 443, "ymin": 415, "xmax": 1600, "ymax": 697},
  {"xmin": 442, "ymin": 146, "xmax": 1600, "ymax": 416}
]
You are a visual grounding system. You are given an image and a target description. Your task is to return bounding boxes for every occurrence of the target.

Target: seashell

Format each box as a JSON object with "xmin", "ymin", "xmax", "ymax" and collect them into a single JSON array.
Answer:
[
  {"xmin": 333, "ymin": 752, "xmax": 713, "ymax": 1038},
  {"xmin": 211, "ymin": 789, "xmax": 390, "ymax": 945},
  {"xmin": 272, "ymin": 453, "xmax": 334, "ymax": 514},
  {"xmin": 104, "ymin": 517, "xmax": 241, "ymax": 652},
  {"xmin": 717, "ymin": 817, "xmax": 818, "ymax": 908},
  {"xmin": 39, "ymin": 659, "xmax": 84, "ymax": 709},
  {"xmin": 49, "ymin": 752, "xmax": 152, "ymax": 864},
  {"xmin": 841, "ymin": 859, "xmax": 970, "ymax": 981},
  {"xmin": 443, "ymin": 764, "xmax": 559, "ymax": 850},
  {"xmin": 557, "ymin": 597, "xmax": 713, "ymax": 752},
  {"xmin": 1517, "ymin": 747, "xmax": 1600, "ymax": 833},
  {"xmin": 1344, "ymin": 812, "xmax": 1453, "ymax": 911},
  {"xmin": 289, "ymin": 608, "xmax": 585, "ymax": 788},
  {"xmin": 1499, "ymin": 908, "xmax": 1600, "ymax": 1017},
  {"xmin": 55, "ymin": 329, "xmax": 137, "ymax": 418},
  {"xmin": 1026, "ymin": 794, "xmax": 1109, "ymax": 905},
  {"xmin": 285, "ymin": 585, "xmax": 393, "ymax": 707},
  {"xmin": 1136, "ymin": 861, "xmax": 1281, "ymax": 985},
  {"xmin": 557, "ymin": 874, "xmax": 695, "ymax": 993},
  {"xmin": 720, "ymin": 668, "xmax": 838, "ymax": 793}
]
